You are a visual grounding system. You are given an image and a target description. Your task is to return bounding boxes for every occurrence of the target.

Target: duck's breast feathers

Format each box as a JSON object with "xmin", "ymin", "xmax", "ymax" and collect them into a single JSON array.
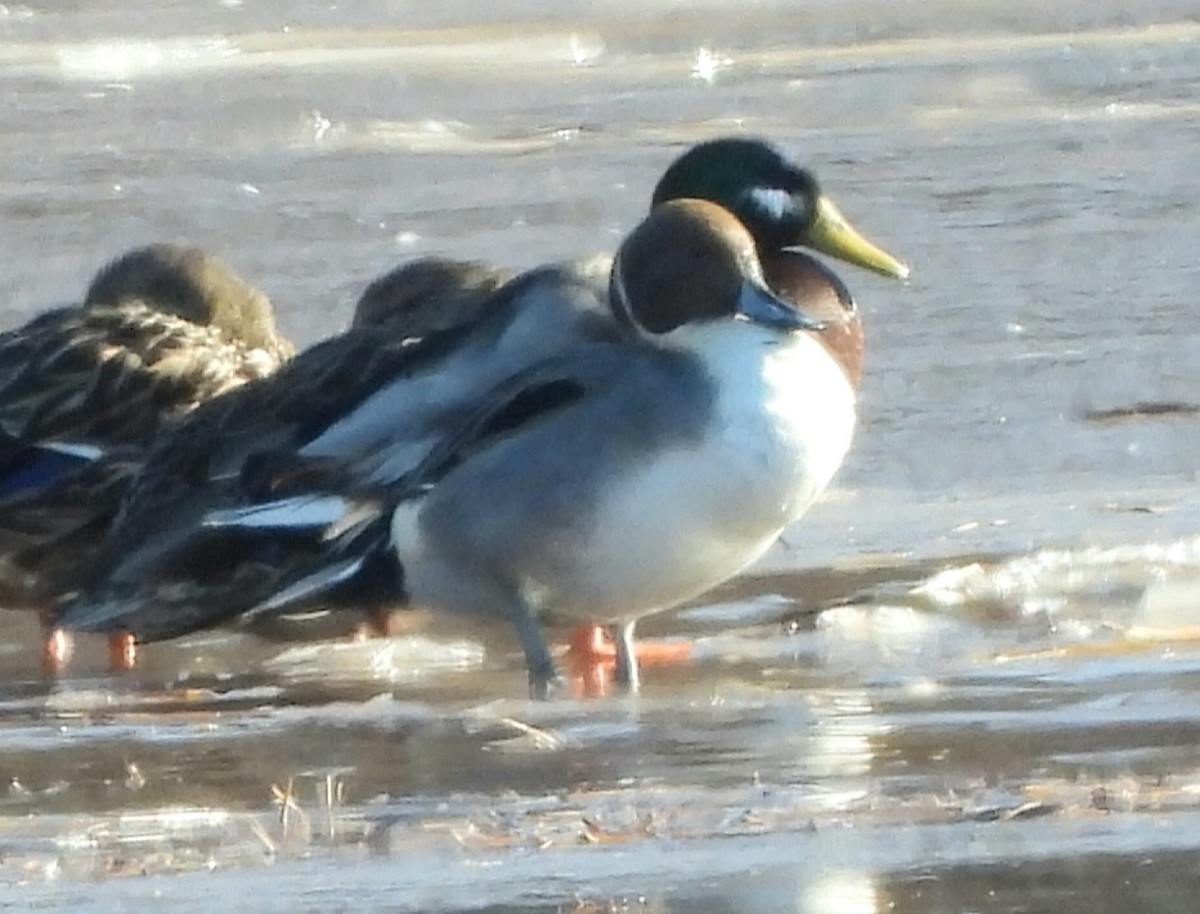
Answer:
[{"xmin": 762, "ymin": 250, "xmax": 862, "ymax": 387}]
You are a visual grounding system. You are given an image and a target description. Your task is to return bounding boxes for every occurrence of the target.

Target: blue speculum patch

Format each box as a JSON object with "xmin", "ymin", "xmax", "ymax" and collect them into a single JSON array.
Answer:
[{"xmin": 0, "ymin": 447, "xmax": 90, "ymax": 497}]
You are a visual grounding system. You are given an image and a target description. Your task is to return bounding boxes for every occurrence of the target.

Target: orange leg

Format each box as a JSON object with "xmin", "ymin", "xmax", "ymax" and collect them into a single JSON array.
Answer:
[
  {"xmin": 107, "ymin": 632, "xmax": 138, "ymax": 671},
  {"xmin": 41, "ymin": 627, "xmax": 73, "ymax": 677},
  {"xmin": 352, "ymin": 606, "xmax": 430, "ymax": 641},
  {"xmin": 565, "ymin": 626, "xmax": 613, "ymax": 698},
  {"xmin": 352, "ymin": 607, "xmax": 399, "ymax": 641},
  {"xmin": 563, "ymin": 624, "xmax": 695, "ymax": 698},
  {"xmin": 366, "ymin": 607, "xmax": 398, "ymax": 638}
]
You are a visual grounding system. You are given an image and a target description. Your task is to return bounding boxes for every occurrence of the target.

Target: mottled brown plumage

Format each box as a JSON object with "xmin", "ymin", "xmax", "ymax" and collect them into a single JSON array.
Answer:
[
  {"xmin": 352, "ymin": 256, "xmax": 509, "ymax": 335},
  {"xmin": 0, "ymin": 244, "xmax": 290, "ymax": 619}
]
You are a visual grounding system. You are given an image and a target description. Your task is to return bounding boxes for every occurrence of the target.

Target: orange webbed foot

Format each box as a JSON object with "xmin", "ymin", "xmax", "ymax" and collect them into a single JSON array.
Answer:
[{"xmin": 563, "ymin": 625, "xmax": 694, "ymax": 698}]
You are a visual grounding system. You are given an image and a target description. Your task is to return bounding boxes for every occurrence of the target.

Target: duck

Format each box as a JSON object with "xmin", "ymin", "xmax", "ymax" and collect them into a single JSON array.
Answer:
[
  {"xmin": 52, "ymin": 137, "xmax": 906, "ymax": 680},
  {"xmin": 0, "ymin": 244, "xmax": 292, "ymax": 669},
  {"xmin": 565, "ymin": 245, "xmax": 864, "ymax": 695},
  {"xmin": 240, "ymin": 255, "xmax": 511, "ymax": 644},
  {"xmin": 350, "ymin": 256, "xmax": 511, "ymax": 335},
  {"xmin": 186, "ymin": 200, "xmax": 855, "ymax": 697}
]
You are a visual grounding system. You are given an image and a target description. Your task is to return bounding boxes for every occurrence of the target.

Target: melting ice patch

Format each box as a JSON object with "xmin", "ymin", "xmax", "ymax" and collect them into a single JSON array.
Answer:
[
  {"xmin": 55, "ymin": 37, "xmax": 238, "ymax": 81},
  {"xmin": 911, "ymin": 536, "xmax": 1200, "ymax": 634}
]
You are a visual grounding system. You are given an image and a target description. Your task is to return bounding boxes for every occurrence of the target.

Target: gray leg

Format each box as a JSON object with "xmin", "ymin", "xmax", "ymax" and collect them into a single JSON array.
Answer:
[
  {"xmin": 512, "ymin": 608, "xmax": 560, "ymax": 700},
  {"xmin": 611, "ymin": 620, "xmax": 640, "ymax": 693}
]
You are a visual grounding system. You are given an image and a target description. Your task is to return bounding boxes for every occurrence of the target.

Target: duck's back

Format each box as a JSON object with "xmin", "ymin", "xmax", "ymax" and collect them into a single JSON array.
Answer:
[{"xmin": 0, "ymin": 302, "xmax": 279, "ymax": 453}]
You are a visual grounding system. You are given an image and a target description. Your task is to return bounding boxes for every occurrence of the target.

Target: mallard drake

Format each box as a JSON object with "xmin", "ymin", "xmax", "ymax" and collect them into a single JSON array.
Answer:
[
  {"xmin": 0, "ymin": 244, "xmax": 292, "ymax": 668},
  {"xmin": 54, "ymin": 138, "xmax": 906, "ymax": 685}
]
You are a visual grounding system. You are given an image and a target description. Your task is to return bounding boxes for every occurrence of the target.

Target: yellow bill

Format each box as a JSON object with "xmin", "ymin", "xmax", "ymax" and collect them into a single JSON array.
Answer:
[{"xmin": 804, "ymin": 195, "xmax": 910, "ymax": 280}]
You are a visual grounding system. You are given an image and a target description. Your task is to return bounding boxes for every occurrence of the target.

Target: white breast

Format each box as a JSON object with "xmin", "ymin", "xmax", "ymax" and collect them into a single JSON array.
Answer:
[{"xmin": 543, "ymin": 323, "xmax": 857, "ymax": 621}]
